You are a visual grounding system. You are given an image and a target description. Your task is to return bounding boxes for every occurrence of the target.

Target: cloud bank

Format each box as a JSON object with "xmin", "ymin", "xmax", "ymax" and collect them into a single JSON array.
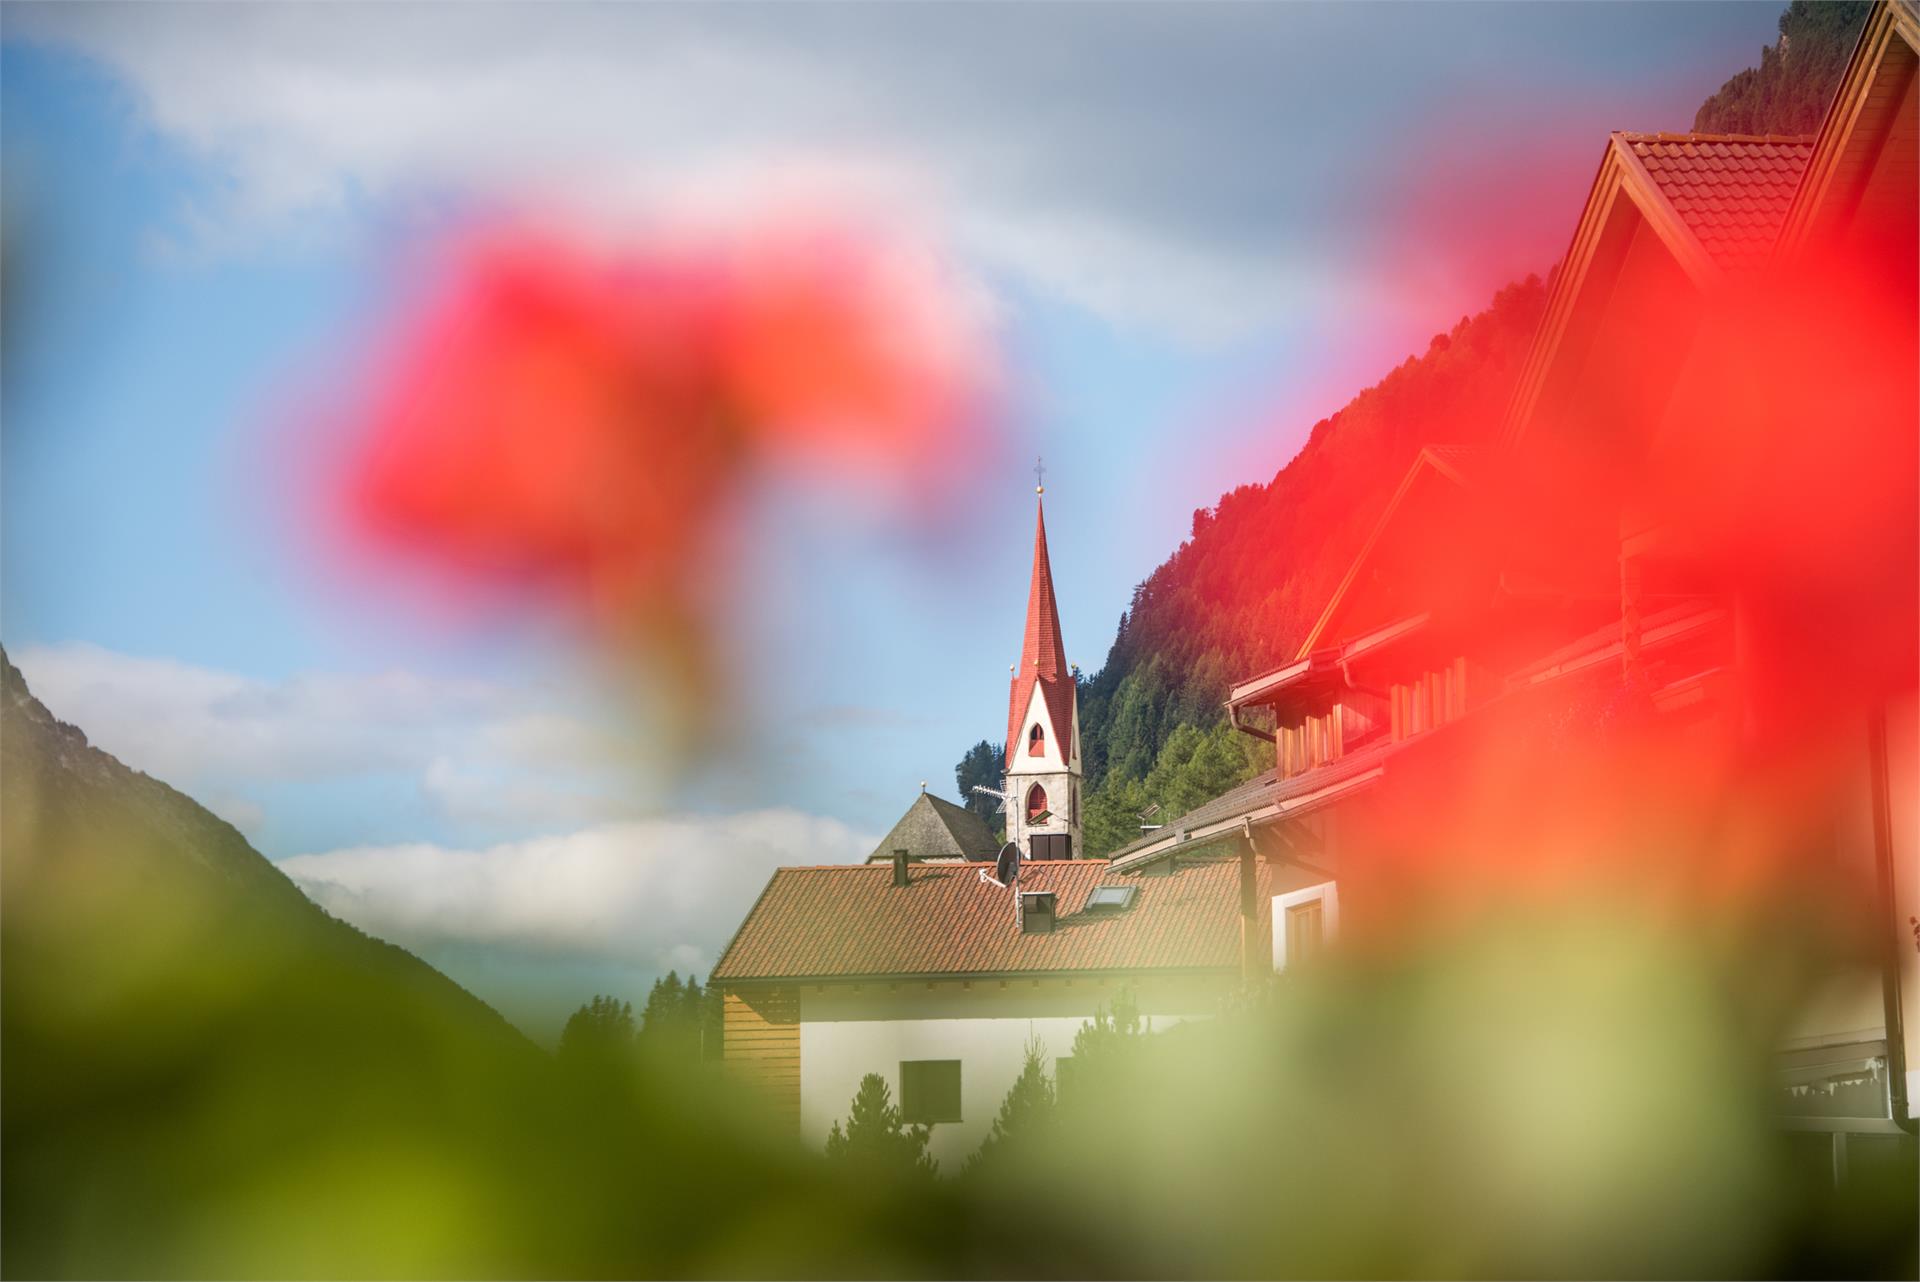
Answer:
[
  {"xmin": 12, "ymin": 641, "xmax": 652, "ymax": 844},
  {"xmin": 282, "ymin": 810, "xmax": 871, "ymax": 1035},
  {"xmin": 8, "ymin": 2, "xmax": 1774, "ymax": 343},
  {"xmin": 282, "ymin": 810, "xmax": 866, "ymax": 969}
]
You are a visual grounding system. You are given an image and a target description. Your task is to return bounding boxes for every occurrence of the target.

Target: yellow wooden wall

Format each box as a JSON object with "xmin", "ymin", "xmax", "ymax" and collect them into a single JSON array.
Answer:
[{"xmin": 721, "ymin": 985, "xmax": 799, "ymax": 1130}]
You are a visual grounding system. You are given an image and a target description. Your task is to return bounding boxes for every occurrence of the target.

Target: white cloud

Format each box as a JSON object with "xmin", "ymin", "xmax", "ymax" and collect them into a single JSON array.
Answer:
[
  {"xmin": 280, "ymin": 810, "xmax": 870, "ymax": 974},
  {"xmin": 11, "ymin": 641, "xmax": 650, "ymax": 842},
  {"xmin": 3, "ymin": 1, "xmax": 1434, "ymax": 343}
]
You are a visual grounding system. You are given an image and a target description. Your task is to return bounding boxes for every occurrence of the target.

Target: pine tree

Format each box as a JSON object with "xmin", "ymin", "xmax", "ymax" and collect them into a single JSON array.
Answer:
[
  {"xmin": 637, "ymin": 970, "xmax": 707, "ymax": 1062},
  {"xmin": 823, "ymin": 1073, "xmax": 936, "ymax": 1179},
  {"xmin": 557, "ymin": 994, "xmax": 636, "ymax": 1065},
  {"xmin": 966, "ymin": 1037, "xmax": 1056, "ymax": 1173},
  {"xmin": 954, "ymin": 738, "xmax": 1005, "ymax": 836},
  {"xmin": 1062, "ymin": 986, "xmax": 1147, "ymax": 1109}
]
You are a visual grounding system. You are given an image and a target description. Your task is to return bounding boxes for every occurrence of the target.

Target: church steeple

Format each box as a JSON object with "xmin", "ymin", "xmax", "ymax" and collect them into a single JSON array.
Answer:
[{"xmin": 1004, "ymin": 478, "xmax": 1081, "ymax": 859}]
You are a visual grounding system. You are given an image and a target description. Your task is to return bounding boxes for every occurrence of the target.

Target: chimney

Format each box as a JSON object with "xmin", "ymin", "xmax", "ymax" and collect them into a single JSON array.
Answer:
[
  {"xmin": 1019, "ymin": 890, "xmax": 1057, "ymax": 934},
  {"xmin": 892, "ymin": 848, "xmax": 910, "ymax": 887}
]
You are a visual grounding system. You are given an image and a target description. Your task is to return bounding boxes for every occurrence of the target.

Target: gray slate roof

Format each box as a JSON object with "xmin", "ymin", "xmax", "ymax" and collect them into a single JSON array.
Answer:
[{"xmin": 865, "ymin": 791, "xmax": 1002, "ymax": 864}]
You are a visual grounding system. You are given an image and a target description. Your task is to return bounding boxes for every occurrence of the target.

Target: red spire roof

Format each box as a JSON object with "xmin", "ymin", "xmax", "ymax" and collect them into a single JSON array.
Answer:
[{"xmin": 1006, "ymin": 498, "xmax": 1076, "ymax": 768}]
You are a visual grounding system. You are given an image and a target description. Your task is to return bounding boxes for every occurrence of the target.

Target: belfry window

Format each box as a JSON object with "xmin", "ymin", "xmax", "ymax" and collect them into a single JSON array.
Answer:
[
  {"xmin": 1026, "ymin": 783, "xmax": 1049, "ymax": 822},
  {"xmin": 1028, "ymin": 723, "xmax": 1046, "ymax": 756}
]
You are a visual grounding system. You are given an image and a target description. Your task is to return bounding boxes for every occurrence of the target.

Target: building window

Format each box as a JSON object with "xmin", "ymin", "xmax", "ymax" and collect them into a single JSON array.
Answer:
[
  {"xmin": 900, "ymin": 1059, "xmax": 962, "ymax": 1124},
  {"xmin": 1286, "ymin": 900, "xmax": 1323, "ymax": 968},
  {"xmin": 1028, "ymin": 832, "xmax": 1071, "ymax": 860},
  {"xmin": 1028, "ymin": 723, "xmax": 1046, "ymax": 756},
  {"xmin": 1026, "ymin": 782, "xmax": 1049, "ymax": 821},
  {"xmin": 1272, "ymin": 881, "xmax": 1338, "ymax": 973}
]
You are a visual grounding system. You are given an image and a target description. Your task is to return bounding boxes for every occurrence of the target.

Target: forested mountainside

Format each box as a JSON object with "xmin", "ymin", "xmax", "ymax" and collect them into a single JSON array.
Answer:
[
  {"xmin": 1694, "ymin": 1, "xmax": 1872, "ymax": 136},
  {"xmin": 959, "ymin": 0, "xmax": 1875, "ymax": 855},
  {"xmin": 1078, "ymin": 277, "xmax": 1547, "ymax": 783}
]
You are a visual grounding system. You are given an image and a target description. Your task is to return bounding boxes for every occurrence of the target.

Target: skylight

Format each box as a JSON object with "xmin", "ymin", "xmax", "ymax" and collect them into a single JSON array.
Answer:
[{"xmin": 1085, "ymin": 885, "xmax": 1138, "ymax": 913}]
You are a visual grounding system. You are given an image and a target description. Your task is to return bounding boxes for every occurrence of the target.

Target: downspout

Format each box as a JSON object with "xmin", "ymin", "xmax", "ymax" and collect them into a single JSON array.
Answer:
[
  {"xmin": 1868, "ymin": 709, "xmax": 1916, "ymax": 1133},
  {"xmin": 1228, "ymin": 701, "xmax": 1277, "ymax": 744}
]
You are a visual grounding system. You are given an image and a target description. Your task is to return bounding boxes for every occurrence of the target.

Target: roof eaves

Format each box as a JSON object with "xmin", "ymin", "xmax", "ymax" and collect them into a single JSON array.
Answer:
[
  {"xmin": 1107, "ymin": 750, "xmax": 1392, "ymax": 873},
  {"xmin": 713, "ymin": 962, "xmax": 1243, "ymax": 986},
  {"xmin": 710, "ymin": 868, "xmax": 786, "ymax": 982},
  {"xmin": 1607, "ymin": 133, "xmax": 1725, "ymax": 290},
  {"xmin": 1503, "ymin": 135, "xmax": 1635, "ymax": 446},
  {"xmin": 1777, "ymin": 1, "xmax": 1916, "ymax": 253},
  {"xmin": 1295, "ymin": 450, "xmax": 1469, "ymax": 660}
]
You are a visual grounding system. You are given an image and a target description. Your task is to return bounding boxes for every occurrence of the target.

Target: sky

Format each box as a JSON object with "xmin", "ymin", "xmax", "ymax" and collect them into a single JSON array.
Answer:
[{"xmin": 0, "ymin": 1, "xmax": 1783, "ymax": 1039}]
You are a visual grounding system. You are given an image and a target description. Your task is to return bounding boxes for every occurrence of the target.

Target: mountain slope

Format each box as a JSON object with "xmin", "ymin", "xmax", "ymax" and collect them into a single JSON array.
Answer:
[
  {"xmin": 0, "ymin": 649, "xmax": 545, "ymax": 1276},
  {"xmin": 1694, "ymin": 1, "xmax": 1872, "ymax": 136},
  {"xmin": 1076, "ymin": 278, "xmax": 1547, "ymax": 800}
]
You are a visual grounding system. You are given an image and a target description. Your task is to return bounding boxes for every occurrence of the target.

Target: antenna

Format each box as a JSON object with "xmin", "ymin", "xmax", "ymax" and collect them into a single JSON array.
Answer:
[
  {"xmin": 970, "ymin": 783, "xmax": 1009, "ymax": 814},
  {"xmin": 1138, "ymin": 801, "xmax": 1163, "ymax": 833}
]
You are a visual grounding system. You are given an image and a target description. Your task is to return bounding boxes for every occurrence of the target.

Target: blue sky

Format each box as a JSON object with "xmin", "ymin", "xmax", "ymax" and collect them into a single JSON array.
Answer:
[{"xmin": 1, "ymin": 2, "xmax": 1782, "ymax": 1036}]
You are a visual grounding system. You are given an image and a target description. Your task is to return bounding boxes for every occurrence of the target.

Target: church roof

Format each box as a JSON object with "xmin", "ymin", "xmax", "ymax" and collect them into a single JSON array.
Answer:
[
  {"xmin": 1005, "ymin": 499, "xmax": 1076, "ymax": 767},
  {"xmin": 865, "ymin": 792, "xmax": 1000, "ymax": 864},
  {"xmin": 712, "ymin": 858, "xmax": 1260, "ymax": 982}
]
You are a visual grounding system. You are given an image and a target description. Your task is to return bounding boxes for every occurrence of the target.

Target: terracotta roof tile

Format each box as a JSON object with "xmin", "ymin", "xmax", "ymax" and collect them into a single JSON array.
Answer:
[
  {"xmin": 1617, "ymin": 131, "xmax": 1815, "ymax": 271},
  {"xmin": 713, "ymin": 859, "xmax": 1255, "ymax": 981}
]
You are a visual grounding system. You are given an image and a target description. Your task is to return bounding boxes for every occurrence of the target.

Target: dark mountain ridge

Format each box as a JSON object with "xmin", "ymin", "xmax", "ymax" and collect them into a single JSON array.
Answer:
[{"xmin": 1, "ymin": 648, "xmax": 547, "ymax": 1275}]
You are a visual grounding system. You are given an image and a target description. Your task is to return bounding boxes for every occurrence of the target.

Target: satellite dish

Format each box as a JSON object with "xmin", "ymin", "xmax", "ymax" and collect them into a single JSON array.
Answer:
[{"xmin": 994, "ymin": 841, "xmax": 1021, "ymax": 886}]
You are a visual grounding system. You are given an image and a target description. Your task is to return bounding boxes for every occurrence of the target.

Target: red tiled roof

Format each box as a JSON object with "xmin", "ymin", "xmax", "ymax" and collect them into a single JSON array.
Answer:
[
  {"xmin": 1618, "ymin": 132, "xmax": 1815, "ymax": 271},
  {"xmin": 712, "ymin": 859, "xmax": 1256, "ymax": 981},
  {"xmin": 1005, "ymin": 499, "xmax": 1076, "ymax": 767}
]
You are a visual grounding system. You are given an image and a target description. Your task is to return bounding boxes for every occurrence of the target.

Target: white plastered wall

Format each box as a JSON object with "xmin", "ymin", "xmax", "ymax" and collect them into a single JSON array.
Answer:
[{"xmin": 797, "ymin": 976, "xmax": 1220, "ymax": 1169}]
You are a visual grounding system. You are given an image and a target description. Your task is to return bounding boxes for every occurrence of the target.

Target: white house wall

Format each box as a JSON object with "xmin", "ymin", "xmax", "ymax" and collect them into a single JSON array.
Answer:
[{"xmin": 796, "ymin": 977, "xmax": 1221, "ymax": 1169}]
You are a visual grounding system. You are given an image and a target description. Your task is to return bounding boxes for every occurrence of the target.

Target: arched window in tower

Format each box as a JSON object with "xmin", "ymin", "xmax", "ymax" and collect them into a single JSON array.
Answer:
[
  {"xmin": 1026, "ymin": 783, "xmax": 1049, "ymax": 823},
  {"xmin": 1028, "ymin": 723, "xmax": 1046, "ymax": 756}
]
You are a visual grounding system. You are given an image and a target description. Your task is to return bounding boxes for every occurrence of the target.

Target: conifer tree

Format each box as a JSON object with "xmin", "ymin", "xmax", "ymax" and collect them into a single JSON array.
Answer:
[
  {"xmin": 966, "ymin": 1037, "xmax": 1056, "ymax": 1173},
  {"xmin": 557, "ymin": 994, "xmax": 636, "ymax": 1065},
  {"xmin": 824, "ymin": 1073, "xmax": 936, "ymax": 1178}
]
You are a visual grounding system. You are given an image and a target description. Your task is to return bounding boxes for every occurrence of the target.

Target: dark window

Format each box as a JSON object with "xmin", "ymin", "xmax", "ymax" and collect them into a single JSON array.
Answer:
[
  {"xmin": 1028, "ymin": 832, "xmax": 1072, "ymax": 860},
  {"xmin": 1026, "ymin": 783, "xmax": 1049, "ymax": 821},
  {"xmin": 900, "ymin": 1059, "xmax": 962, "ymax": 1124},
  {"xmin": 1286, "ymin": 899, "xmax": 1325, "ymax": 969},
  {"xmin": 1028, "ymin": 723, "xmax": 1046, "ymax": 756}
]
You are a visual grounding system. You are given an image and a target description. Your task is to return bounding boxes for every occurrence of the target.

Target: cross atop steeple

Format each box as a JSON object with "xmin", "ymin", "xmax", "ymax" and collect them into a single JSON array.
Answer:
[{"xmin": 1033, "ymin": 455, "xmax": 1046, "ymax": 495}]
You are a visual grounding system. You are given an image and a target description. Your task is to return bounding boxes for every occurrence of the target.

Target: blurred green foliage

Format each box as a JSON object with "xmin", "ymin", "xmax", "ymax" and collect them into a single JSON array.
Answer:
[{"xmin": 5, "ymin": 645, "xmax": 1915, "ymax": 1279}]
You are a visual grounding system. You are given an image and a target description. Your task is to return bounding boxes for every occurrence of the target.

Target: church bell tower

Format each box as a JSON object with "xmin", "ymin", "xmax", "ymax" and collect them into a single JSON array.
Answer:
[{"xmin": 1004, "ymin": 472, "xmax": 1082, "ymax": 860}]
